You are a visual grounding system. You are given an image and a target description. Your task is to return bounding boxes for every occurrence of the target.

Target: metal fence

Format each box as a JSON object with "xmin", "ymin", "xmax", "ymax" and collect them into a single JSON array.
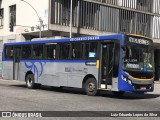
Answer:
[
  {"xmin": 50, "ymin": 0, "xmax": 160, "ymax": 38},
  {"xmin": 92, "ymin": 0, "xmax": 154, "ymax": 13},
  {"xmin": 92, "ymin": 0, "xmax": 118, "ymax": 5},
  {"xmin": 153, "ymin": 0, "xmax": 160, "ymax": 14}
]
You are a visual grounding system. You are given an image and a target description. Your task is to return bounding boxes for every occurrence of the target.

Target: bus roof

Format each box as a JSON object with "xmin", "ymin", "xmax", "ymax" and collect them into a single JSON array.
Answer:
[{"xmin": 4, "ymin": 34, "xmax": 124, "ymax": 46}]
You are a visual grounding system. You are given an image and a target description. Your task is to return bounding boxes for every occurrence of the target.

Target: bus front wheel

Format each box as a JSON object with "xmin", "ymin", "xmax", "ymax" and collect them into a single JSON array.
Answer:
[
  {"xmin": 26, "ymin": 74, "xmax": 37, "ymax": 89},
  {"xmin": 85, "ymin": 78, "xmax": 99, "ymax": 96}
]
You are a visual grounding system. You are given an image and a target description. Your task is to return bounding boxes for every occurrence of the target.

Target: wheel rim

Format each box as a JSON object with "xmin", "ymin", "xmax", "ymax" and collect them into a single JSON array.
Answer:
[
  {"xmin": 87, "ymin": 82, "xmax": 95, "ymax": 92},
  {"xmin": 27, "ymin": 77, "xmax": 32, "ymax": 87}
]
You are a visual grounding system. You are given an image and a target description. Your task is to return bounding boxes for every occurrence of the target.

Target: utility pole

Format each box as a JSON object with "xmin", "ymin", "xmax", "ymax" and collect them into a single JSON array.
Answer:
[{"xmin": 70, "ymin": 0, "xmax": 73, "ymax": 38}]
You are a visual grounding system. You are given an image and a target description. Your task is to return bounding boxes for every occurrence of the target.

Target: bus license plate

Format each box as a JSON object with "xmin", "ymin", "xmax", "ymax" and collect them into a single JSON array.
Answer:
[{"xmin": 140, "ymin": 86, "xmax": 146, "ymax": 90}]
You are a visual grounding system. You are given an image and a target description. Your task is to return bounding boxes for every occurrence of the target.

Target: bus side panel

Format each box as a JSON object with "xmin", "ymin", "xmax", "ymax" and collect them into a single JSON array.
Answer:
[
  {"xmin": 68, "ymin": 63, "xmax": 98, "ymax": 88},
  {"xmin": 18, "ymin": 61, "xmax": 32, "ymax": 82},
  {"xmin": 2, "ymin": 61, "xmax": 13, "ymax": 80},
  {"xmin": 22, "ymin": 61, "xmax": 46, "ymax": 83},
  {"xmin": 40, "ymin": 61, "xmax": 98, "ymax": 88},
  {"xmin": 41, "ymin": 62, "xmax": 68, "ymax": 87},
  {"xmin": 18, "ymin": 62, "xmax": 25, "ymax": 81}
]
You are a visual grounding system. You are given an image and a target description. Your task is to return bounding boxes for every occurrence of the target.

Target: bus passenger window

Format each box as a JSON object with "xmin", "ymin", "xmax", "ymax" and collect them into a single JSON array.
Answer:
[
  {"xmin": 5, "ymin": 46, "xmax": 13, "ymax": 60},
  {"xmin": 45, "ymin": 44, "xmax": 56, "ymax": 59},
  {"xmin": 85, "ymin": 42, "xmax": 97, "ymax": 59},
  {"xmin": 33, "ymin": 45, "xmax": 43, "ymax": 59},
  {"xmin": 59, "ymin": 43, "xmax": 70, "ymax": 59},
  {"xmin": 22, "ymin": 45, "xmax": 31, "ymax": 59},
  {"xmin": 71, "ymin": 43, "xmax": 83, "ymax": 59}
]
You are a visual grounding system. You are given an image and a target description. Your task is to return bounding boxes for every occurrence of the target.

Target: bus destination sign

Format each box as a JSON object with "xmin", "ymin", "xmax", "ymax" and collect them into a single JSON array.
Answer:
[
  {"xmin": 127, "ymin": 37, "xmax": 151, "ymax": 45},
  {"xmin": 70, "ymin": 36, "xmax": 100, "ymax": 42}
]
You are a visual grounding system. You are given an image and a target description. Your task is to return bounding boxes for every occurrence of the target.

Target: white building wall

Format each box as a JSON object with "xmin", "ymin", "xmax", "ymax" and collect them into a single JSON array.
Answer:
[
  {"xmin": 0, "ymin": 0, "xmax": 49, "ymax": 43},
  {"xmin": 0, "ymin": 0, "xmax": 49, "ymax": 76}
]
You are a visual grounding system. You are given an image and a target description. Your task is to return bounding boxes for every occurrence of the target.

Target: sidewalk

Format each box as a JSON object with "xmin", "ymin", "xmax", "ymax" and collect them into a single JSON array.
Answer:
[
  {"xmin": 153, "ymin": 82, "xmax": 160, "ymax": 94},
  {"xmin": 154, "ymin": 81, "xmax": 160, "ymax": 84}
]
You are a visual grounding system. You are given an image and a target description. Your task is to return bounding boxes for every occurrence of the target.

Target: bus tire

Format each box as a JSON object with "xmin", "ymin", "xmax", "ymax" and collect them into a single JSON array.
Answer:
[
  {"xmin": 85, "ymin": 78, "xmax": 99, "ymax": 96},
  {"xmin": 112, "ymin": 91, "xmax": 125, "ymax": 97},
  {"xmin": 26, "ymin": 74, "xmax": 36, "ymax": 89}
]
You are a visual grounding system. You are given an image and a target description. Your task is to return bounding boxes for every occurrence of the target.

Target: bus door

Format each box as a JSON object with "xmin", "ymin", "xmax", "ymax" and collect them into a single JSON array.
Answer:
[
  {"xmin": 99, "ymin": 42, "xmax": 115, "ymax": 89},
  {"xmin": 13, "ymin": 47, "xmax": 21, "ymax": 80}
]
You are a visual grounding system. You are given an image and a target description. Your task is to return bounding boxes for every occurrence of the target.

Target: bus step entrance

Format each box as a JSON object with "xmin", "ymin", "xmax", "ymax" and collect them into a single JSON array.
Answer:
[
  {"xmin": 107, "ymin": 78, "xmax": 112, "ymax": 85},
  {"xmin": 100, "ymin": 78, "xmax": 112, "ymax": 89}
]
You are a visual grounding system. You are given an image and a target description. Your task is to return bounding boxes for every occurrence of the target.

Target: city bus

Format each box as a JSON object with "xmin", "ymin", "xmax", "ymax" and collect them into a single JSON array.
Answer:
[{"xmin": 2, "ymin": 34, "xmax": 154, "ymax": 96}]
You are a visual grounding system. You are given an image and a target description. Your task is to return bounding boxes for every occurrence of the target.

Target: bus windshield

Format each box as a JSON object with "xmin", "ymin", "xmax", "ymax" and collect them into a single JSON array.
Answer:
[{"xmin": 123, "ymin": 37, "xmax": 154, "ymax": 72}]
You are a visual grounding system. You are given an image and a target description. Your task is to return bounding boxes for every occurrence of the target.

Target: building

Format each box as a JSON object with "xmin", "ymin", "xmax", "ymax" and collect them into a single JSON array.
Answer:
[
  {"xmin": 0, "ymin": 0, "xmax": 49, "ymax": 76},
  {"xmin": 0, "ymin": 0, "xmax": 160, "ymax": 80}
]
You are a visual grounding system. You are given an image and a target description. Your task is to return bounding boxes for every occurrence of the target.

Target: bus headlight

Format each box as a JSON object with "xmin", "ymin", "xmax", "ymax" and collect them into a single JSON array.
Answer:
[
  {"xmin": 121, "ymin": 75, "xmax": 132, "ymax": 85},
  {"xmin": 128, "ymin": 79, "xmax": 132, "ymax": 85},
  {"xmin": 121, "ymin": 75, "xmax": 127, "ymax": 81}
]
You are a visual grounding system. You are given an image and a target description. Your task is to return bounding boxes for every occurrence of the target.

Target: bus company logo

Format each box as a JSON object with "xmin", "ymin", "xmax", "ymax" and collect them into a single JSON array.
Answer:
[{"xmin": 2, "ymin": 112, "xmax": 11, "ymax": 117}]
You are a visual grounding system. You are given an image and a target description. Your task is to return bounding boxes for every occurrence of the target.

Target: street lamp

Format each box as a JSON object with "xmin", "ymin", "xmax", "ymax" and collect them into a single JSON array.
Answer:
[{"xmin": 21, "ymin": 0, "xmax": 42, "ymax": 38}]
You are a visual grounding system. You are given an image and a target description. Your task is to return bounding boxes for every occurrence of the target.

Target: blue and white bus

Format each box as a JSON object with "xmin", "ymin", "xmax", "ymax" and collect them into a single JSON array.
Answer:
[{"xmin": 2, "ymin": 34, "xmax": 154, "ymax": 96}]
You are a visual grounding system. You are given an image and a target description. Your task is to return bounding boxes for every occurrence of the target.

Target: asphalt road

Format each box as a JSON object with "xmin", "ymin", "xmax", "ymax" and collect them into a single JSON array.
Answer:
[{"xmin": 0, "ymin": 79, "xmax": 160, "ymax": 120}]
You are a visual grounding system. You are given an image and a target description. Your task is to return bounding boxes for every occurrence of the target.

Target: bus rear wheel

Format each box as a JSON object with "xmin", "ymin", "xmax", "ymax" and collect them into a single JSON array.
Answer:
[
  {"xmin": 85, "ymin": 78, "xmax": 99, "ymax": 96},
  {"xmin": 26, "ymin": 74, "xmax": 38, "ymax": 89}
]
